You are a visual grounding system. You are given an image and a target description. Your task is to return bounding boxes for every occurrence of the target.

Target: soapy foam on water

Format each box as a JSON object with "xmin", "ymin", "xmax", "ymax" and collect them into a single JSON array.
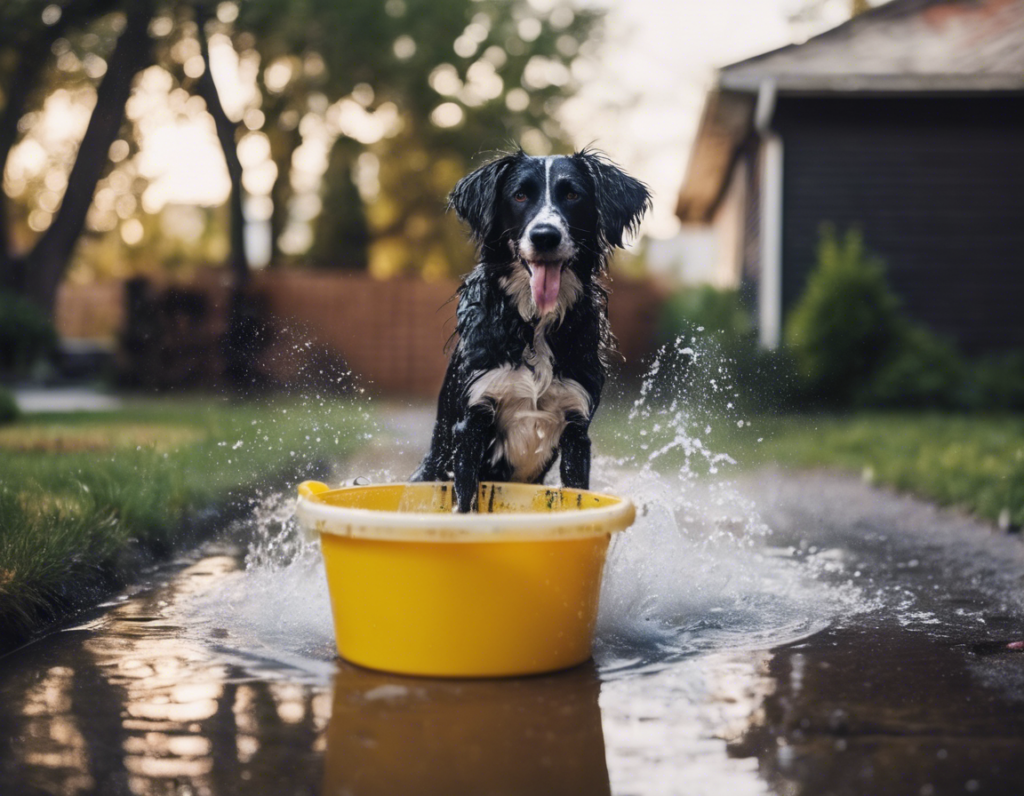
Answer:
[{"xmin": 182, "ymin": 336, "xmax": 871, "ymax": 678}]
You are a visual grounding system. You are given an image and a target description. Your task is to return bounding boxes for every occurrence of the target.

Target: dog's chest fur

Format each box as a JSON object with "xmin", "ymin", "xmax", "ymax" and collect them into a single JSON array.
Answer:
[{"xmin": 467, "ymin": 318, "xmax": 590, "ymax": 482}]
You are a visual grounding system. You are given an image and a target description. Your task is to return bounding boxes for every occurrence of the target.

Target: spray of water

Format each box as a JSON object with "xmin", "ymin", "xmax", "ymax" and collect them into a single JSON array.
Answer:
[
  {"xmin": 179, "ymin": 492, "xmax": 336, "ymax": 678},
  {"xmin": 183, "ymin": 334, "xmax": 871, "ymax": 678},
  {"xmin": 590, "ymin": 337, "xmax": 867, "ymax": 674}
]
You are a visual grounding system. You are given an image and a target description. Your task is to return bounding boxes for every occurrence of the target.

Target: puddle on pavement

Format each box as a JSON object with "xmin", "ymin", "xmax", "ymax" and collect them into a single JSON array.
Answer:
[
  {"xmin": 3, "ymin": 347, "xmax": 1024, "ymax": 795},
  {"xmin": 3, "ymin": 469, "xmax": 1024, "ymax": 796}
]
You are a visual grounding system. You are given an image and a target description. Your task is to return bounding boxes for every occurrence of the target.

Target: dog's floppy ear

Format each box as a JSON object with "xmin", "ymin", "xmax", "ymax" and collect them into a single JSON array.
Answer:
[
  {"xmin": 447, "ymin": 152, "xmax": 519, "ymax": 241},
  {"xmin": 576, "ymin": 149, "xmax": 651, "ymax": 249}
]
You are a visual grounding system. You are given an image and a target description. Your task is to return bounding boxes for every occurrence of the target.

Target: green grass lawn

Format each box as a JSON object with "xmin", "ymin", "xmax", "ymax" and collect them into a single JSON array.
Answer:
[
  {"xmin": 592, "ymin": 408, "xmax": 1024, "ymax": 529},
  {"xmin": 750, "ymin": 413, "xmax": 1024, "ymax": 528},
  {"xmin": 0, "ymin": 396, "xmax": 367, "ymax": 645}
]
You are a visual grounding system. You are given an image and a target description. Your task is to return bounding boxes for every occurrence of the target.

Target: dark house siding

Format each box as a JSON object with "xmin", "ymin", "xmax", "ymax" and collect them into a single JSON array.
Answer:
[
  {"xmin": 739, "ymin": 140, "xmax": 763, "ymax": 320},
  {"xmin": 776, "ymin": 95, "xmax": 1024, "ymax": 355}
]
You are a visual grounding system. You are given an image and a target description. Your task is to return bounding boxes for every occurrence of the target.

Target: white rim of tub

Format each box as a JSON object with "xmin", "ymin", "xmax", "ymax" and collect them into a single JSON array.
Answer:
[{"xmin": 295, "ymin": 481, "xmax": 636, "ymax": 543}]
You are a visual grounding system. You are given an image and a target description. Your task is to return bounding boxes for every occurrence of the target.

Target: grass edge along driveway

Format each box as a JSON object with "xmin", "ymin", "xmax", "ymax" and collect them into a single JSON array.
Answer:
[
  {"xmin": 0, "ymin": 397, "xmax": 368, "ymax": 647},
  {"xmin": 592, "ymin": 409, "xmax": 1024, "ymax": 531},
  {"xmin": 752, "ymin": 413, "xmax": 1024, "ymax": 530}
]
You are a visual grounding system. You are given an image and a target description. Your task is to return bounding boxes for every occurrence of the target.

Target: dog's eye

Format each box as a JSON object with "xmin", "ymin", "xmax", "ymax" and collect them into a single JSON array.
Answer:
[
  {"xmin": 566, "ymin": 190, "xmax": 579, "ymax": 201},
  {"xmin": 513, "ymin": 191, "xmax": 528, "ymax": 202}
]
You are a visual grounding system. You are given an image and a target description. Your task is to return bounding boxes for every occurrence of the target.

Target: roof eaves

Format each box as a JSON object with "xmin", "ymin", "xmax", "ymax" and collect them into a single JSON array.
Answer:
[
  {"xmin": 718, "ymin": 0, "xmax": 933, "ymax": 75},
  {"xmin": 720, "ymin": 72, "xmax": 1024, "ymax": 93},
  {"xmin": 675, "ymin": 89, "xmax": 756, "ymax": 223}
]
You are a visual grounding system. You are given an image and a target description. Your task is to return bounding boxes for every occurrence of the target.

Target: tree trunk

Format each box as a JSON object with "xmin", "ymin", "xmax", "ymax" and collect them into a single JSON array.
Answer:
[
  {"xmin": 194, "ymin": 5, "xmax": 249, "ymax": 286},
  {"xmin": 0, "ymin": 34, "xmax": 53, "ymax": 280},
  {"xmin": 193, "ymin": 4, "xmax": 263, "ymax": 391},
  {"xmin": 22, "ymin": 0, "xmax": 154, "ymax": 316},
  {"xmin": 0, "ymin": 0, "xmax": 121, "ymax": 286},
  {"xmin": 268, "ymin": 125, "xmax": 300, "ymax": 266}
]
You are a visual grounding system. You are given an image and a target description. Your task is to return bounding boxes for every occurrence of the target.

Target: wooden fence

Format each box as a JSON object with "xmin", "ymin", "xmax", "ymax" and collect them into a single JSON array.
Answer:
[{"xmin": 56, "ymin": 271, "xmax": 665, "ymax": 397}]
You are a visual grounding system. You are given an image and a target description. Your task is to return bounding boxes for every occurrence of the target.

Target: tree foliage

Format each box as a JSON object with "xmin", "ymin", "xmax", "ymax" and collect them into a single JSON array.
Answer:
[
  {"xmin": 0, "ymin": 0, "xmax": 604, "ymax": 316},
  {"xmin": 232, "ymin": 0, "xmax": 601, "ymax": 275},
  {"xmin": 0, "ymin": 1, "xmax": 154, "ymax": 314}
]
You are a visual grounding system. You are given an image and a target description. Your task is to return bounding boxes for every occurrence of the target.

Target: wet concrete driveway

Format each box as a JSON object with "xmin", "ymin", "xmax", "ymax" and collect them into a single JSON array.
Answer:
[{"xmin": 1, "ymin": 470, "xmax": 1023, "ymax": 796}]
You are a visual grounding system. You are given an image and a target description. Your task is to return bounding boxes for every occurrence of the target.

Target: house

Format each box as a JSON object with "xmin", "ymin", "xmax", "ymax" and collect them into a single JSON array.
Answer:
[{"xmin": 676, "ymin": 0, "xmax": 1024, "ymax": 353}]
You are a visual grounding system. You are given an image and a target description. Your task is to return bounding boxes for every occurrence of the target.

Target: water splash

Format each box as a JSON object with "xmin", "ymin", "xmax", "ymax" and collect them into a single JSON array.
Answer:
[
  {"xmin": 591, "ymin": 336, "xmax": 867, "ymax": 675},
  {"xmin": 184, "ymin": 335, "xmax": 871, "ymax": 678},
  {"xmin": 180, "ymin": 492, "xmax": 336, "ymax": 674}
]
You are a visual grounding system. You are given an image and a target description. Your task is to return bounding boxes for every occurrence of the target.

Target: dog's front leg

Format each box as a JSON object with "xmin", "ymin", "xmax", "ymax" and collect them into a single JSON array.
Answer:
[
  {"xmin": 453, "ymin": 403, "xmax": 492, "ymax": 512},
  {"xmin": 559, "ymin": 413, "xmax": 592, "ymax": 490}
]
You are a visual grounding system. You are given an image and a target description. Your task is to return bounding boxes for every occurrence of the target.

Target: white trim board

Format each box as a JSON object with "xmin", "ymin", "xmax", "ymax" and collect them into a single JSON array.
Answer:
[{"xmin": 759, "ymin": 133, "xmax": 783, "ymax": 349}]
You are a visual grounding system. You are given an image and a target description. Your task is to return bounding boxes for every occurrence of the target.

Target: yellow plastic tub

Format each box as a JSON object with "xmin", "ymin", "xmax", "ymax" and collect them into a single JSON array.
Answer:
[{"xmin": 295, "ymin": 481, "xmax": 635, "ymax": 678}]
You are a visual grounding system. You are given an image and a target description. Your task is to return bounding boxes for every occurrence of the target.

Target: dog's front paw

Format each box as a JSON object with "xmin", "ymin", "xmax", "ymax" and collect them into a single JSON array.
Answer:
[{"xmin": 454, "ymin": 487, "xmax": 477, "ymax": 513}]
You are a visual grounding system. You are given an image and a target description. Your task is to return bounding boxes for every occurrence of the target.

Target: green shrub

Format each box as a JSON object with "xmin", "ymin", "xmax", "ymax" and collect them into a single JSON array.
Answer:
[
  {"xmin": 657, "ymin": 284, "xmax": 752, "ymax": 347},
  {"xmin": 860, "ymin": 326, "xmax": 966, "ymax": 409},
  {"xmin": 0, "ymin": 292, "xmax": 57, "ymax": 376},
  {"xmin": 963, "ymin": 352, "xmax": 1024, "ymax": 411},
  {"xmin": 784, "ymin": 226, "xmax": 903, "ymax": 405},
  {"xmin": 783, "ymin": 225, "xmax": 1024, "ymax": 411},
  {"xmin": 0, "ymin": 386, "xmax": 18, "ymax": 424},
  {"xmin": 666, "ymin": 236, "xmax": 1024, "ymax": 413}
]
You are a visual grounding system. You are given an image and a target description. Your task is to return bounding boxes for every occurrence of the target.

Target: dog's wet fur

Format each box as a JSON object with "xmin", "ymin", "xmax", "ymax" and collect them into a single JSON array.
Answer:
[{"xmin": 412, "ymin": 149, "xmax": 651, "ymax": 512}]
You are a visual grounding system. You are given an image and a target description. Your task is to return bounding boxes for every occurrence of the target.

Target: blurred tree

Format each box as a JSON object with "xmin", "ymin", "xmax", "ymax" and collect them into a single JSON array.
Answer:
[
  {"xmin": 0, "ymin": 2, "xmax": 69, "ymax": 271},
  {"xmin": 0, "ymin": 0, "xmax": 155, "ymax": 316},
  {"xmin": 0, "ymin": 0, "xmax": 604, "ymax": 315},
  {"xmin": 0, "ymin": 0, "xmax": 119, "ymax": 289},
  {"xmin": 24, "ymin": 1, "xmax": 155, "ymax": 315},
  {"xmin": 0, "ymin": 0, "xmax": 251, "ymax": 312},
  {"xmin": 194, "ymin": 1, "xmax": 248, "ymax": 284},
  {"xmin": 232, "ymin": 0, "xmax": 601, "ymax": 275}
]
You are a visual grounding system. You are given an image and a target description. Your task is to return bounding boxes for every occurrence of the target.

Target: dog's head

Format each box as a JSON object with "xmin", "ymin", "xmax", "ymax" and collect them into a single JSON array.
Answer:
[{"xmin": 449, "ymin": 149, "xmax": 651, "ymax": 318}]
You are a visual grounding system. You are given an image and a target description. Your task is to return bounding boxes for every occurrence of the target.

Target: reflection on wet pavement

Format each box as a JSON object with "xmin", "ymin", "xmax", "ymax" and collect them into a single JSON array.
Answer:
[
  {"xmin": 733, "ymin": 627, "xmax": 1024, "ymax": 796},
  {"xmin": 324, "ymin": 664, "xmax": 608, "ymax": 795},
  {"xmin": 1, "ymin": 554, "xmax": 331, "ymax": 796},
  {"xmin": 2, "ymin": 471, "xmax": 1024, "ymax": 795}
]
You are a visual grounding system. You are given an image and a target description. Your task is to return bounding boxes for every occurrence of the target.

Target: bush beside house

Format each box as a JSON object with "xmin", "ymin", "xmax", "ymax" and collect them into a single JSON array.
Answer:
[
  {"xmin": 0, "ymin": 387, "xmax": 17, "ymax": 424},
  {"xmin": 659, "ymin": 226, "xmax": 1024, "ymax": 412},
  {"xmin": 785, "ymin": 226, "xmax": 1024, "ymax": 410},
  {"xmin": 783, "ymin": 227, "xmax": 903, "ymax": 406}
]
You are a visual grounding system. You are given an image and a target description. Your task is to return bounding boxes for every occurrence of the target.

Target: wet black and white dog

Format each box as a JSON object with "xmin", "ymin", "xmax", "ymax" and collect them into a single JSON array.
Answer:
[{"xmin": 411, "ymin": 149, "xmax": 651, "ymax": 512}]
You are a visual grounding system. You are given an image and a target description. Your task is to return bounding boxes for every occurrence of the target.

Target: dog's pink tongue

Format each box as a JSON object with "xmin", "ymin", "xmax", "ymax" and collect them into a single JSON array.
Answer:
[{"xmin": 529, "ymin": 263, "xmax": 561, "ymax": 316}]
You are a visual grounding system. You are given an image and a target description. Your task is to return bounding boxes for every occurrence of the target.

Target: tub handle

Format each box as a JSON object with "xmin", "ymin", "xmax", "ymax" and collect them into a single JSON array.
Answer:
[{"xmin": 298, "ymin": 480, "xmax": 331, "ymax": 499}]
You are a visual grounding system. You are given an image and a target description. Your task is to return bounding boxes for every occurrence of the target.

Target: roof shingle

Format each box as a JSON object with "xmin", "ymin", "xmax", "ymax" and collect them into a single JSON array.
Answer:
[{"xmin": 721, "ymin": 0, "xmax": 1024, "ymax": 92}]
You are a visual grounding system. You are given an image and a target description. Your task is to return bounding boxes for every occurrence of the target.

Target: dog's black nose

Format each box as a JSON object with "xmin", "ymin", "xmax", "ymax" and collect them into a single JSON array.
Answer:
[{"xmin": 529, "ymin": 224, "xmax": 562, "ymax": 252}]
